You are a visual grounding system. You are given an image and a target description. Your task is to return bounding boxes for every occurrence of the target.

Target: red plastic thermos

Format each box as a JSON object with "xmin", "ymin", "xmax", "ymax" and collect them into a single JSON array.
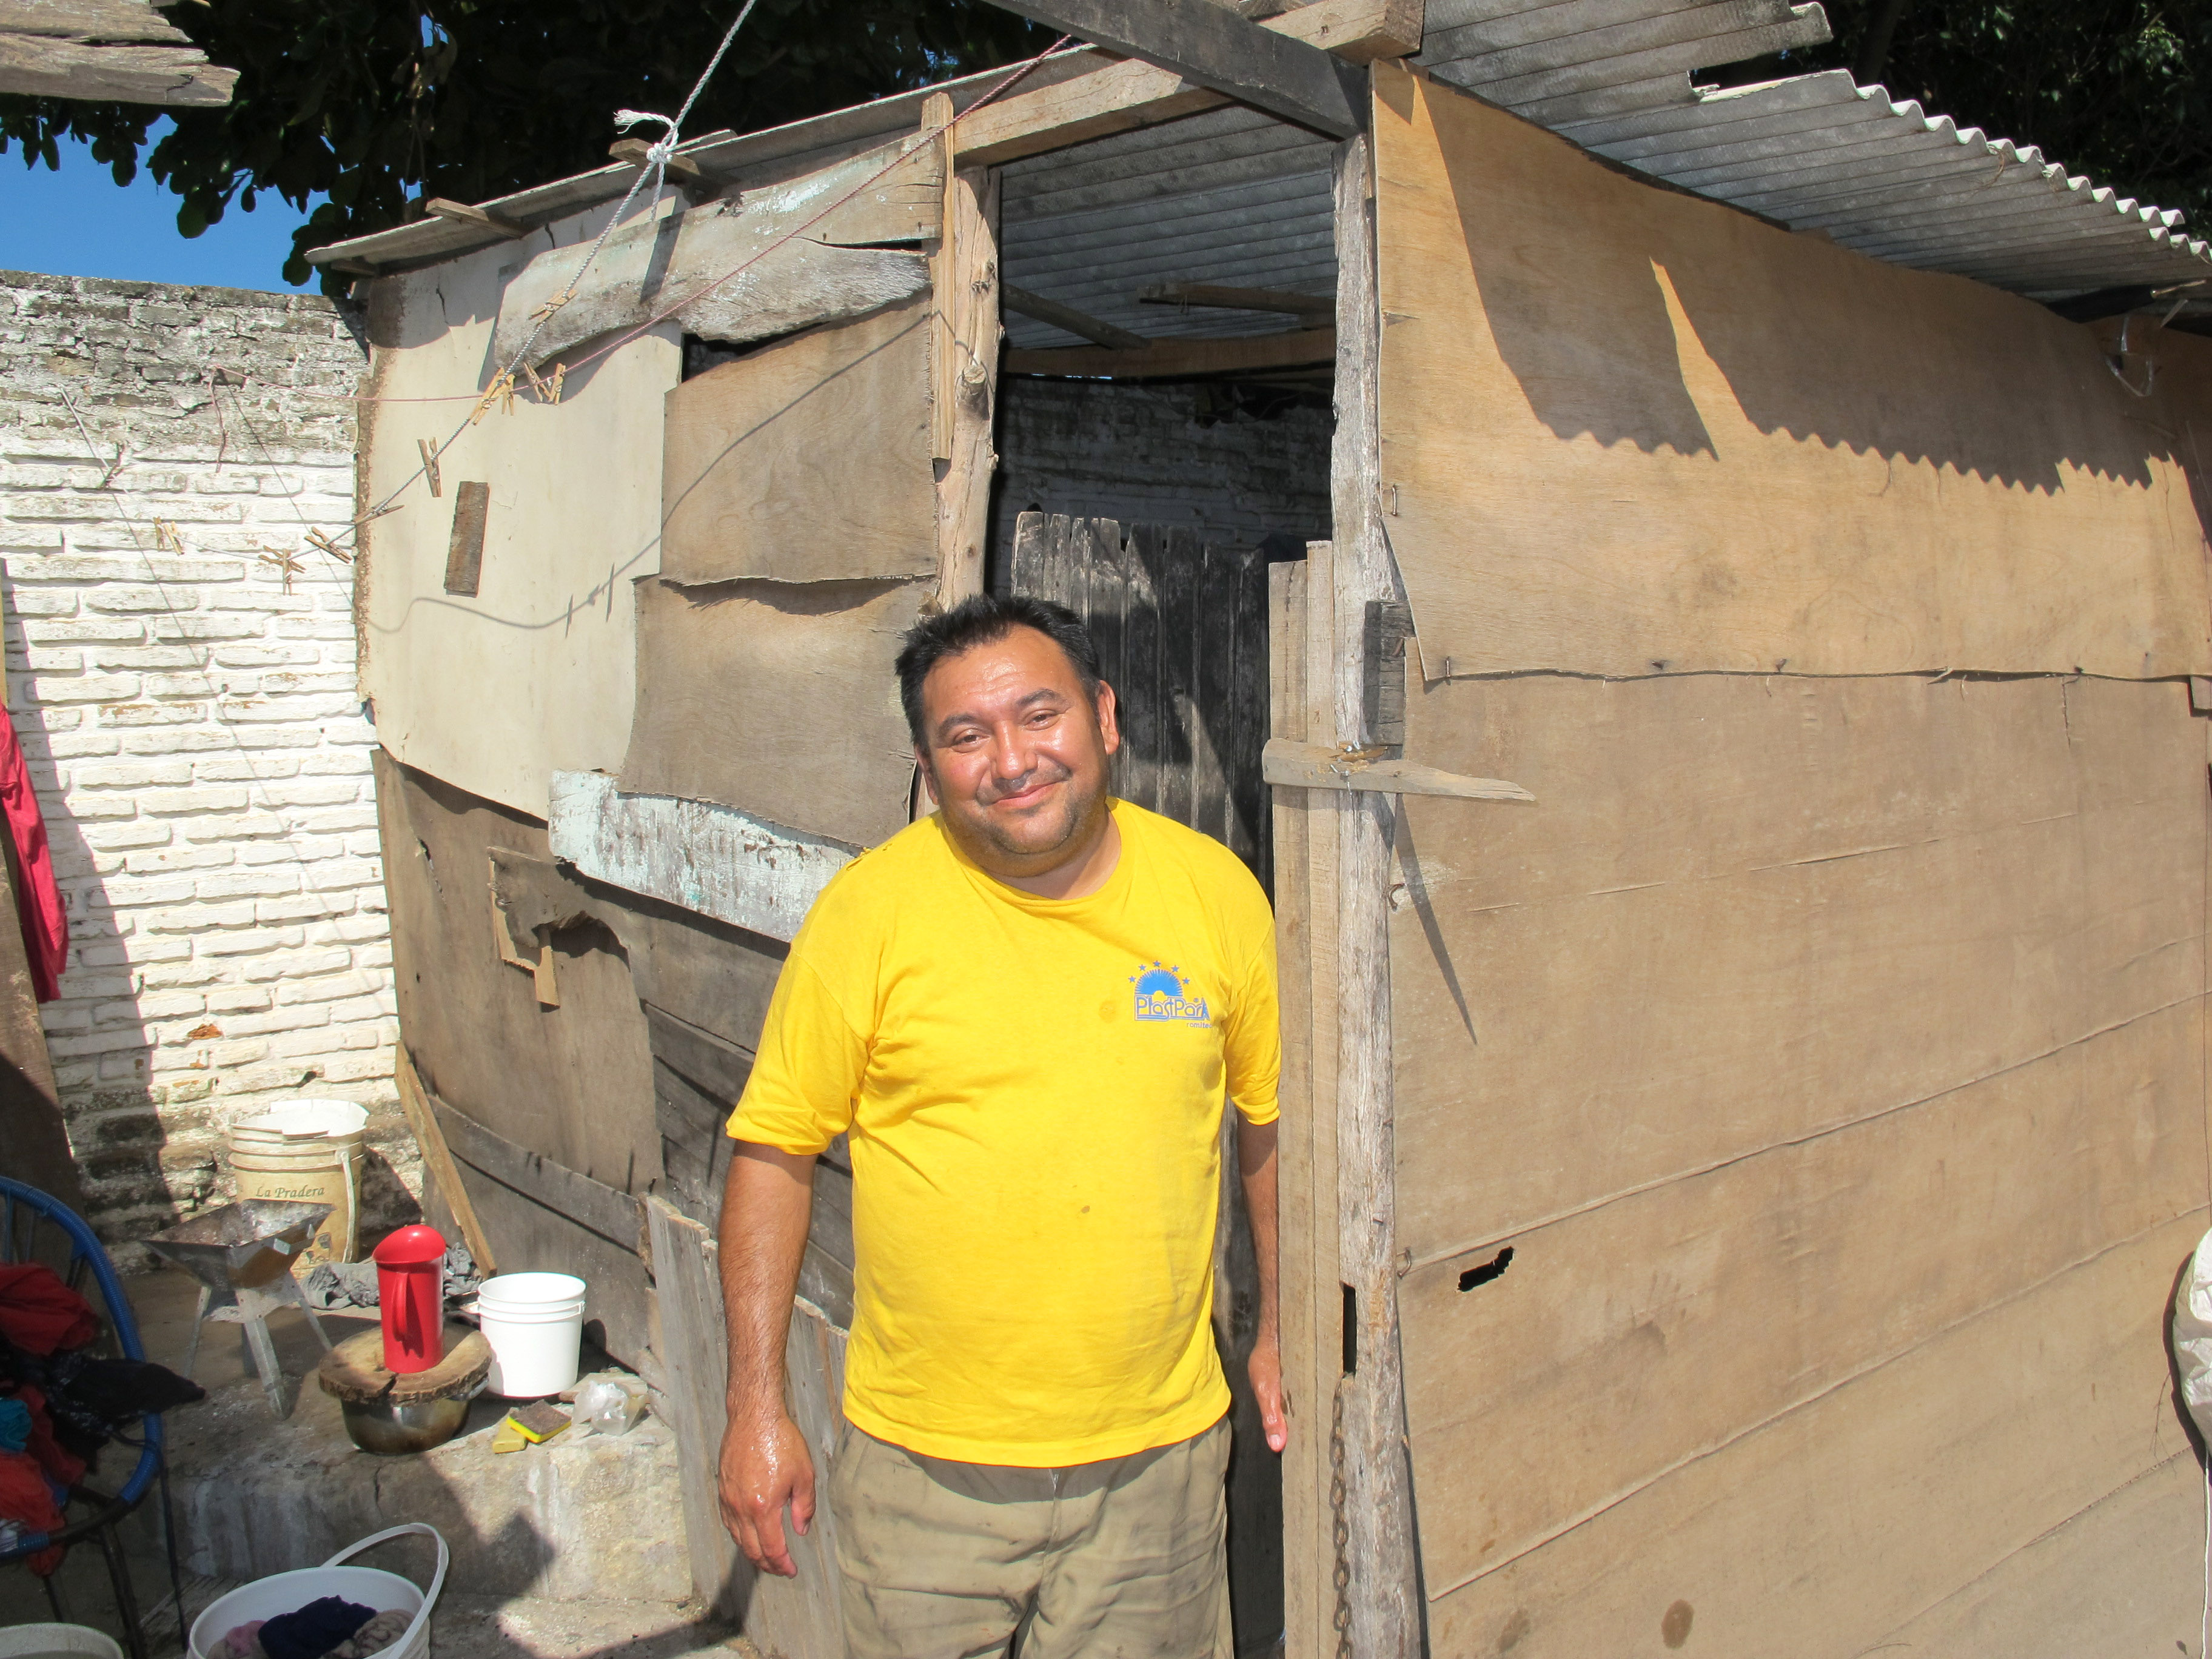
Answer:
[{"xmin": 372, "ymin": 1224, "xmax": 447, "ymax": 1374}]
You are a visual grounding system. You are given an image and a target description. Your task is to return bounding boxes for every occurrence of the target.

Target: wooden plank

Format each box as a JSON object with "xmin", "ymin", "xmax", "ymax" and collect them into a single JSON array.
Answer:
[
  {"xmin": 1119, "ymin": 522, "xmax": 1164, "ymax": 814},
  {"xmin": 1152, "ymin": 525, "xmax": 1201, "ymax": 826},
  {"xmin": 395, "ymin": 1047, "xmax": 498, "ymax": 1277},
  {"xmin": 0, "ymin": 31, "xmax": 233, "ymax": 104},
  {"xmin": 1297, "ymin": 536, "xmax": 1345, "ymax": 1659},
  {"xmin": 424, "ymin": 198, "xmax": 526, "ymax": 237},
  {"xmin": 1862, "ymin": 1451, "xmax": 2205, "ymax": 1655},
  {"xmin": 1369, "ymin": 61, "xmax": 2212, "ymax": 681},
  {"xmin": 1002, "ymin": 283, "xmax": 1150, "ymax": 350},
  {"xmin": 933, "ymin": 164, "xmax": 1002, "ymax": 599},
  {"xmin": 607, "ymin": 138, "xmax": 711, "ymax": 190},
  {"xmin": 1361, "ymin": 600, "xmax": 1410, "ymax": 746},
  {"xmin": 376, "ymin": 749, "xmax": 662, "ymax": 1221},
  {"xmin": 0, "ymin": 2, "xmax": 190, "ymax": 44},
  {"xmin": 662, "ymin": 298, "xmax": 935, "ymax": 586},
  {"xmin": 548, "ymin": 769, "xmax": 853, "ymax": 945},
  {"xmin": 1424, "ymin": 1213, "xmax": 2208, "ymax": 1656},
  {"xmin": 1262, "ymin": 736, "xmax": 1532, "ymax": 799},
  {"xmin": 953, "ymin": 56, "xmax": 1228, "ymax": 168},
  {"xmin": 355, "ymin": 241, "xmax": 676, "ymax": 819},
  {"xmin": 1141, "ymin": 281, "xmax": 1336, "ymax": 319},
  {"xmin": 645, "ymin": 1197, "xmax": 749, "ymax": 1623},
  {"xmin": 750, "ymin": 1297, "xmax": 851, "ymax": 1658},
  {"xmin": 1268, "ymin": 556, "xmax": 1327, "ymax": 1659},
  {"xmin": 976, "ymin": 0, "xmax": 1365, "ymax": 137},
  {"xmin": 646, "ymin": 1199, "xmax": 852, "ymax": 1652},
  {"xmin": 1265, "ymin": 0, "xmax": 1425, "ymax": 61},
  {"xmin": 489, "ymin": 138, "xmax": 937, "ymax": 370},
  {"xmin": 441, "ymin": 480, "xmax": 488, "ymax": 597},
  {"xmin": 644, "ymin": 1004, "xmax": 752, "ymax": 1226},
  {"xmin": 429, "ymin": 1090, "xmax": 646, "ymax": 1257},
  {"xmin": 618, "ymin": 577, "xmax": 929, "ymax": 851},
  {"xmin": 1193, "ymin": 543, "xmax": 1238, "ymax": 851},
  {"xmin": 1005, "ymin": 327, "xmax": 1335, "ymax": 379},
  {"xmin": 1386, "ymin": 674, "xmax": 2208, "ymax": 1264},
  {"xmin": 1225, "ymin": 543, "xmax": 1269, "ymax": 879},
  {"xmin": 1400, "ymin": 1000, "xmax": 2207, "ymax": 1597},
  {"xmin": 1327, "ymin": 130, "xmax": 1421, "ymax": 1658}
]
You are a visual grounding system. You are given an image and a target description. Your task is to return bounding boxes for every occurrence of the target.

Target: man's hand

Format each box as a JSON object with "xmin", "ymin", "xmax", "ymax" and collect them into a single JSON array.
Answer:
[
  {"xmin": 1248, "ymin": 1325, "xmax": 1288, "ymax": 1453},
  {"xmin": 718, "ymin": 1407, "xmax": 816, "ymax": 1577}
]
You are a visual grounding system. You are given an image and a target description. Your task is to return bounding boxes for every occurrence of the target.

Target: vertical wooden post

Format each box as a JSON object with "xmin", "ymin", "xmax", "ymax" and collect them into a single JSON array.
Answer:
[
  {"xmin": 929, "ymin": 90, "xmax": 1002, "ymax": 606},
  {"xmin": 1329, "ymin": 129, "xmax": 1423, "ymax": 1656}
]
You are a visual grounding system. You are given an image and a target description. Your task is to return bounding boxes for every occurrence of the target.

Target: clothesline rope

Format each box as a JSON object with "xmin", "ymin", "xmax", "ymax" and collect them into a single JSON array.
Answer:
[{"xmin": 301, "ymin": 30, "xmax": 1068, "ymax": 560}]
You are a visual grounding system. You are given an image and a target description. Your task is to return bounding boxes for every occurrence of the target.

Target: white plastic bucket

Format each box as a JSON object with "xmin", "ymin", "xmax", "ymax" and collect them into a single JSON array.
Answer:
[
  {"xmin": 187, "ymin": 1524, "xmax": 447, "ymax": 1659},
  {"xmin": 476, "ymin": 1272, "xmax": 587, "ymax": 1398},
  {"xmin": 229, "ymin": 1098, "xmax": 369, "ymax": 1266},
  {"xmin": 0, "ymin": 1624, "xmax": 124, "ymax": 1659}
]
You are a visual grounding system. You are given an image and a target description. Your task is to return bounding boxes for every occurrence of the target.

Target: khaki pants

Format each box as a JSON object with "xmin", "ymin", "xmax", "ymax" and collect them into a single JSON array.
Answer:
[{"xmin": 829, "ymin": 1416, "xmax": 1234, "ymax": 1659}]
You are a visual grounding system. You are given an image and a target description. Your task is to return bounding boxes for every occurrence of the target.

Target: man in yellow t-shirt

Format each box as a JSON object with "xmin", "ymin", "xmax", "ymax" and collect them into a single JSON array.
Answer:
[{"xmin": 715, "ymin": 594, "xmax": 1283, "ymax": 1658}]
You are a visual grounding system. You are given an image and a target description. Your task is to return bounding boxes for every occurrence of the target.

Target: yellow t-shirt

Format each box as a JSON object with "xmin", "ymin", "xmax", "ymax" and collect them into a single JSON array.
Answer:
[{"xmin": 728, "ymin": 800, "xmax": 1279, "ymax": 1466}]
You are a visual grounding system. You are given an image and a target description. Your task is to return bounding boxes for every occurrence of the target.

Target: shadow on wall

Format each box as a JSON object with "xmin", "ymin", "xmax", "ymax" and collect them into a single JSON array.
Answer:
[
  {"xmin": 1429, "ymin": 68, "xmax": 2196, "ymax": 494},
  {"xmin": 2, "ymin": 682, "xmax": 418, "ymax": 1265}
]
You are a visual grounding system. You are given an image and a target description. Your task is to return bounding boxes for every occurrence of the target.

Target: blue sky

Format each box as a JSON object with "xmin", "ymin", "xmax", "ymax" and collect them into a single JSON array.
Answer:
[{"xmin": 2, "ymin": 121, "xmax": 318, "ymax": 293}]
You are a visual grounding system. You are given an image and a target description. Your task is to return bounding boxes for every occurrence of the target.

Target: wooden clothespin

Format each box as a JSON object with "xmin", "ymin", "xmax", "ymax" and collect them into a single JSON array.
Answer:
[
  {"xmin": 258, "ymin": 548, "xmax": 306, "ymax": 594},
  {"xmin": 418, "ymin": 438, "xmax": 442, "ymax": 497},
  {"xmin": 304, "ymin": 528, "xmax": 352, "ymax": 566},
  {"xmin": 469, "ymin": 369, "xmax": 517, "ymax": 426}
]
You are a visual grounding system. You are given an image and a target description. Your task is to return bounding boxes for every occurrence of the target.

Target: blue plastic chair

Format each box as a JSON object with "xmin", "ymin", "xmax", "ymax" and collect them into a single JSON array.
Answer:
[{"xmin": 0, "ymin": 1175, "xmax": 179, "ymax": 1659}]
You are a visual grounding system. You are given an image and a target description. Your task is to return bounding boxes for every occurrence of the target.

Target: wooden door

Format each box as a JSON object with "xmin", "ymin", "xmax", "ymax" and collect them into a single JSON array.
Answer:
[{"xmin": 1009, "ymin": 512, "xmax": 1271, "ymax": 886}]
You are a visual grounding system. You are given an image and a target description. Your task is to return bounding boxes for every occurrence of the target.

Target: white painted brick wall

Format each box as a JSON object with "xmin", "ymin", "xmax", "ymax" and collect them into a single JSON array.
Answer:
[{"xmin": 0, "ymin": 270, "xmax": 416, "ymax": 1259}]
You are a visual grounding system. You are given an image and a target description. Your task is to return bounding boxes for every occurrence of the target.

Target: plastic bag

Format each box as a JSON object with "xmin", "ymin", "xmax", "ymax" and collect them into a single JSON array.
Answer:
[
  {"xmin": 571, "ymin": 1373, "xmax": 648, "ymax": 1438},
  {"xmin": 2170, "ymin": 1227, "xmax": 2212, "ymax": 1446}
]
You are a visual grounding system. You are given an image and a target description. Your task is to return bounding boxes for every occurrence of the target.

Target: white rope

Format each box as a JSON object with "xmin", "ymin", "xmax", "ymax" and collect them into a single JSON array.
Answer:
[
  {"xmin": 364, "ymin": 0, "xmax": 763, "ymax": 526},
  {"xmin": 609, "ymin": 0, "xmax": 762, "ymax": 220}
]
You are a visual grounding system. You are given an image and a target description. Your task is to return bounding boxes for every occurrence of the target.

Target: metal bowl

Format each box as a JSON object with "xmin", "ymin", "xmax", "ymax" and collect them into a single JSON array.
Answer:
[{"xmin": 340, "ymin": 1393, "xmax": 470, "ymax": 1455}]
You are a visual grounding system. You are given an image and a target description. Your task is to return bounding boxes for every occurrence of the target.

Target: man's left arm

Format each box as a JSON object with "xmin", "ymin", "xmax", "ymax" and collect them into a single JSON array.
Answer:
[{"xmin": 1237, "ymin": 1114, "xmax": 1287, "ymax": 1453}]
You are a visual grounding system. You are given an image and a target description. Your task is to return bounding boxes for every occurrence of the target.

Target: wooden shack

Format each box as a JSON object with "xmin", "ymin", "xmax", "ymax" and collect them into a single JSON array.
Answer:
[{"xmin": 313, "ymin": 0, "xmax": 2212, "ymax": 1651}]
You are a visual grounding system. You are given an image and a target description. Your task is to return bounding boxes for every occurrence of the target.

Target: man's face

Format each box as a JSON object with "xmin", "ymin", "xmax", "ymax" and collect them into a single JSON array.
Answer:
[{"xmin": 915, "ymin": 626, "xmax": 1121, "ymax": 870}]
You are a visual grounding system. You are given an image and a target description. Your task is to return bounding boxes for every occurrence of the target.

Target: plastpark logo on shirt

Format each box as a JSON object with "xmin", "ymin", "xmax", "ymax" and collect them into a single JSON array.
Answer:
[{"xmin": 1131, "ymin": 962, "xmax": 1210, "ymax": 1025}]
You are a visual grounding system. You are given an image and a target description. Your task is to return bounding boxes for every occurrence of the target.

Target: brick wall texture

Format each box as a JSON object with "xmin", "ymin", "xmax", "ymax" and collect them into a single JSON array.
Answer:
[{"xmin": 0, "ymin": 270, "xmax": 417, "ymax": 1261}]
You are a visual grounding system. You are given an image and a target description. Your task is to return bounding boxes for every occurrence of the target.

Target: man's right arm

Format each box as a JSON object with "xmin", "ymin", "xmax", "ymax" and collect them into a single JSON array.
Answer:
[{"xmin": 716, "ymin": 1140, "xmax": 819, "ymax": 1577}]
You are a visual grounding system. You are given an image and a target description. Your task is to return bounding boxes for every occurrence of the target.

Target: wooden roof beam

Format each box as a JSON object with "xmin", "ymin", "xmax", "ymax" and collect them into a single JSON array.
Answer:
[
  {"xmin": 609, "ymin": 137, "xmax": 712, "ymax": 190},
  {"xmin": 423, "ymin": 198, "xmax": 529, "ymax": 238},
  {"xmin": 1004, "ymin": 326, "xmax": 1335, "ymax": 378},
  {"xmin": 973, "ymin": 0, "xmax": 1367, "ymax": 138},
  {"xmin": 1004, "ymin": 284, "xmax": 1151, "ymax": 350},
  {"xmin": 1141, "ymin": 281, "xmax": 1335, "ymax": 320}
]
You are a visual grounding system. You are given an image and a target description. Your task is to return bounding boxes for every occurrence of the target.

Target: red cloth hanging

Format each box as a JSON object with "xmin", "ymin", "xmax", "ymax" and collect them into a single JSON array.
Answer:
[
  {"xmin": 0, "ymin": 705, "xmax": 66, "ymax": 1001},
  {"xmin": 0, "ymin": 1263, "xmax": 98, "ymax": 1356}
]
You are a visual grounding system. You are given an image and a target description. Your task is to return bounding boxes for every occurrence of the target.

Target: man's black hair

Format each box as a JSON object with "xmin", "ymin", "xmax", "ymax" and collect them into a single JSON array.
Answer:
[{"xmin": 896, "ymin": 594, "xmax": 1104, "ymax": 747}]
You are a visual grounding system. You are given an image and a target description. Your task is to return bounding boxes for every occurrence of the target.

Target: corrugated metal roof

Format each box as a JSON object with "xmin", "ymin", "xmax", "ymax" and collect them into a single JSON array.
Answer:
[
  {"xmin": 1000, "ymin": 107, "xmax": 1336, "ymax": 350},
  {"xmin": 1418, "ymin": 4, "xmax": 2210, "ymax": 299},
  {"xmin": 312, "ymin": 0, "xmax": 2207, "ymax": 312}
]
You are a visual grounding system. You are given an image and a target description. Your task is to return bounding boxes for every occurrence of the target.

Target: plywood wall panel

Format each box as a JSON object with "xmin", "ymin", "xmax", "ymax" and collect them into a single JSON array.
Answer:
[
  {"xmin": 376, "ymin": 748, "xmax": 659, "ymax": 1190},
  {"xmin": 1389, "ymin": 672, "xmax": 2206, "ymax": 1261},
  {"xmin": 620, "ymin": 577, "xmax": 925, "ymax": 850},
  {"xmin": 1401, "ymin": 999, "xmax": 2205, "ymax": 1595},
  {"xmin": 1372, "ymin": 62, "xmax": 2212, "ymax": 681},
  {"xmin": 358, "ymin": 228, "xmax": 678, "ymax": 820},
  {"xmin": 660, "ymin": 300, "xmax": 936, "ymax": 586},
  {"xmin": 1423, "ymin": 1212, "xmax": 2206, "ymax": 1656}
]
